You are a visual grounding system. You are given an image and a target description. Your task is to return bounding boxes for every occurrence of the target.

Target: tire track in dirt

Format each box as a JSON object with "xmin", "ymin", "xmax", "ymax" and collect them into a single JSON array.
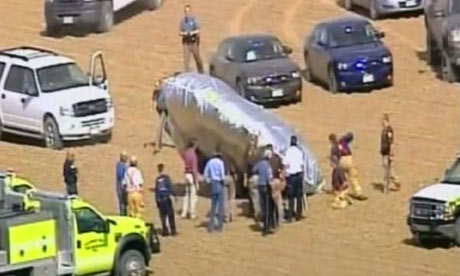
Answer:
[{"xmin": 228, "ymin": 0, "xmax": 259, "ymax": 34}]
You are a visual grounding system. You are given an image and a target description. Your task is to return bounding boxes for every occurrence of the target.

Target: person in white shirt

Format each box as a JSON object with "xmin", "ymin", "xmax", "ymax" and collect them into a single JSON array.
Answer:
[
  {"xmin": 283, "ymin": 136, "xmax": 304, "ymax": 222},
  {"xmin": 124, "ymin": 156, "xmax": 145, "ymax": 218}
]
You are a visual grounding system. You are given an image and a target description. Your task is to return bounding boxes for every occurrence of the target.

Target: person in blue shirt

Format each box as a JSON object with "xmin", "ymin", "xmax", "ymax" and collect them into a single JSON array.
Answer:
[
  {"xmin": 204, "ymin": 147, "xmax": 226, "ymax": 233},
  {"xmin": 179, "ymin": 4, "xmax": 204, "ymax": 73},
  {"xmin": 253, "ymin": 150, "xmax": 275, "ymax": 236},
  {"xmin": 115, "ymin": 151, "xmax": 128, "ymax": 215},
  {"xmin": 152, "ymin": 163, "xmax": 177, "ymax": 236}
]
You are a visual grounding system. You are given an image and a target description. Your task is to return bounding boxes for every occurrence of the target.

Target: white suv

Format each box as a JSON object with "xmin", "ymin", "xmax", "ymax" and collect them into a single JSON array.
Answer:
[{"xmin": 0, "ymin": 47, "xmax": 114, "ymax": 149}]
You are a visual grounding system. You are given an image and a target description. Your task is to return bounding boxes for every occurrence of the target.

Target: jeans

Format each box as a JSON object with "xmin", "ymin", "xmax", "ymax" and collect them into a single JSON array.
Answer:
[
  {"xmin": 258, "ymin": 185, "xmax": 274, "ymax": 235},
  {"xmin": 286, "ymin": 173, "xmax": 303, "ymax": 221},
  {"xmin": 208, "ymin": 181, "xmax": 224, "ymax": 232},
  {"xmin": 158, "ymin": 198, "xmax": 176, "ymax": 235},
  {"xmin": 117, "ymin": 188, "xmax": 127, "ymax": 216}
]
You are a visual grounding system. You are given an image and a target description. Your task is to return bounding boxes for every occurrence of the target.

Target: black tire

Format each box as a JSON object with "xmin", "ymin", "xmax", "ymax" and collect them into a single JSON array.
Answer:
[
  {"xmin": 369, "ymin": 0, "xmax": 379, "ymax": 20},
  {"xmin": 101, "ymin": 132, "xmax": 112, "ymax": 144},
  {"xmin": 454, "ymin": 217, "xmax": 460, "ymax": 246},
  {"xmin": 413, "ymin": 233, "xmax": 433, "ymax": 247},
  {"xmin": 116, "ymin": 250, "xmax": 146, "ymax": 276},
  {"xmin": 303, "ymin": 52, "xmax": 313, "ymax": 82},
  {"xmin": 237, "ymin": 79, "xmax": 247, "ymax": 99},
  {"xmin": 441, "ymin": 53, "xmax": 456, "ymax": 83},
  {"xmin": 45, "ymin": 23, "xmax": 63, "ymax": 37},
  {"xmin": 44, "ymin": 117, "xmax": 63, "ymax": 150},
  {"xmin": 327, "ymin": 67, "xmax": 338, "ymax": 94},
  {"xmin": 145, "ymin": 0, "xmax": 162, "ymax": 10},
  {"xmin": 426, "ymin": 32, "xmax": 440, "ymax": 66},
  {"xmin": 0, "ymin": 118, "xmax": 3, "ymax": 141},
  {"xmin": 96, "ymin": 1, "xmax": 114, "ymax": 33},
  {"xmin": 344, "ymin": 0, "xmax": 353, "ymax": 10}
]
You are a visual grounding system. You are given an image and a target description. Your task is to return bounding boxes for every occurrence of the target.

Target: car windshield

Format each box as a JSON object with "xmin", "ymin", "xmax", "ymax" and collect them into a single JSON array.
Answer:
[
  {"xmin": 37, "ymin": 63, "xmax": 88, "ymax": 93},
  {"xmin": 443, "ymin": 159, "xmax": 460, "ymax": 184},
  {"xmin": 329, "ymin": 23, "xmax": 378, "ymax": 48},
  {"xmin": 239, "ymin": 39, "xmax": 285, "ymax": 62}
]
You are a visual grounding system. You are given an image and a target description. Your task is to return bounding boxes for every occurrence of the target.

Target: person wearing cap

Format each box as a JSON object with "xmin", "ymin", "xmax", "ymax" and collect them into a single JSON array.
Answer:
[
  {"xmin": 115, "ymin": 151, "xmax": 128, "ymax": 215},
  {"xmin": 329, "ymin": 133, "xmax": 367, "ymax": 200},
  {"xmin": 330, "ymin": 155, "xmax": 352, "ymax": 209},
  {"xmin": 204, "ymin": 146, "xmax": 226, "ymax": 233},
  {"xmin": 63, "ymin": 151, "xmax": 78, "ymax": 196},
  {"xmin": 253, "ymin": 149, "xmax": 275, "ymax": 236},
  {"xmin": 124, "ymin": 156, "xmax": 145, "ymax": 218},
  {"xmin": 381, "ymin": 113, "xmax": 400, "ymax": 193},
  {"xmin": 283, "ymin": 136, "xmax": 305, "ymax": 222}
]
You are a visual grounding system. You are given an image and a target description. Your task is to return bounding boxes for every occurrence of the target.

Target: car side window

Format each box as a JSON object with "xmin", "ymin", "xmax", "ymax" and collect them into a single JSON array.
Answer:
[
  {"xmin": 0, "ymin": 63, "xmax": 5, "ymax": 82},
  {"xmin": 319, "ymin": 28, "xmax": 328, "ymax": 46},
  {"xmin": 74, "ymin": 208, "xmax": 105, "ymax": 234},
  {"xmin": 4, "ymin": 65, "xmax": 38, "ymax": 95}
]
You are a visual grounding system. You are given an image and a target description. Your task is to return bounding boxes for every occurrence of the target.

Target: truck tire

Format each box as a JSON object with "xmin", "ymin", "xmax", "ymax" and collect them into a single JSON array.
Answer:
[
  {"xmin": 116, "ymin": 250, "xmax": 146, "ymax": 276},
  {"xmin": 97, "ymin": 1, "xmax": 114, "ymax": 33},
  {"xmin": 454, "ymin": 217, "xmax": 460, "ymax": 246},
  {"xmin": 413, "ymin": 233, "xmax": 432, "ymax": 247},
  {"xmin": 46, "ymin": 23, "xmax": 63, "ymax": 37},
  {"xmin": 44, "ymin": 116, "xmax": 63, "ymax": 150},
  {"xmin": 327, "ymin": 67, "xmax": 338, "ymax": 94},
  {"xmin": 146, "ymin": 0, "xmax": 162, "ymax": 10},
  {"xmin": 441, "ymin": 53, "xmax": 456, "ymax": 83}
]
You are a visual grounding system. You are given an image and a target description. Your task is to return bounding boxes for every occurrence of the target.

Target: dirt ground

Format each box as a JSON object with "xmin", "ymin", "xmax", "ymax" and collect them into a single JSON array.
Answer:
[{"xmin": 0, "ymin": 0, "xmax": 459, "ymax": 275}]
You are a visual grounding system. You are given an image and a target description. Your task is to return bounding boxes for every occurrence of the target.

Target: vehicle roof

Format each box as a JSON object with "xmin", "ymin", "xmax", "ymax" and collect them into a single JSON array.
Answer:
[
  {"xmin": 224, "ymin": 33, "xmax": 278, "ymax": 43},
  {"xmin": 318, "ymin": 15, "xmax": 370, "ymax": 28},
  {"xmin": 0, "ymin": 47, "xmax": 74, "ymax": 69}
]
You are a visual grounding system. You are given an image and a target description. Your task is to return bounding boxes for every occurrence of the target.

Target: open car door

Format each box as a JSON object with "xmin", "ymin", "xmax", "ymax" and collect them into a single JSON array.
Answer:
[{"xmin": 89, "ymin": 51, "xmax": 108, "ymax": 91}]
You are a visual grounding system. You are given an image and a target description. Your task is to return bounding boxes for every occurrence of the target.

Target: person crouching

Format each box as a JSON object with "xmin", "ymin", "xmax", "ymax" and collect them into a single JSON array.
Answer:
[{"xmin": 330, "ymin": 156, "xmax": 352, "ymax": 209}]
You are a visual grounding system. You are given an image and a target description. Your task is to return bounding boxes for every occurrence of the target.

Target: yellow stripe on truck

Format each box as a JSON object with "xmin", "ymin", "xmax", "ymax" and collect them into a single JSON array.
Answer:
[{"xmin": 8, "ymin": 220, "xmax": 57, "ymax": 264}]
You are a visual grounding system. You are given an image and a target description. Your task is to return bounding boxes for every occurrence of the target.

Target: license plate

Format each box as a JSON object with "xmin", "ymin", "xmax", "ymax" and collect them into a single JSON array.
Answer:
[
  {"xmin": 363, "ymin": 74, "xmax": 374, "ymax": 83},
  {"xmin": 63, "ymin": 16, "xmax": 74, "ymax": 24},
  {"xmin": 272, "ymin": 89, "xmax": 283, "ymax": 97},
  {"xmin": 406, "ymin": 0, "xmax": 416, "ymax": 7}
]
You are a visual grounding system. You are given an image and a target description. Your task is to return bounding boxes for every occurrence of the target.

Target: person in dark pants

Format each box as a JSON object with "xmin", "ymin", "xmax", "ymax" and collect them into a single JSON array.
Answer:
[
  {"xmin": 204, "ymin": 147, "xmax": 226, "ymax": 233},
  {"xmin": 253, "ymin": 150, "xmax": 275, "ymax": 236},
  {"xmin": 63, "ymin": 151, "xmax": 78, "ymax": 196},
  {"xmin": 283, "ymin": 136, "xmax": 304, "ymax": 222},
  {"xmin": 179, "ymin": 4, "xmax": 204, "ymax": 73},
  {"xmin": 153, "ymin": 163, "xmax": 177, "ymax": 237},
  {"xmin": 115, "ymin": 151, "xmax": 128, "ymax": 215}
]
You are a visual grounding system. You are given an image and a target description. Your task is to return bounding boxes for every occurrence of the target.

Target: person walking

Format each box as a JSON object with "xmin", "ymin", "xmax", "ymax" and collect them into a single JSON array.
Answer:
[
  {"xmin": 381, "ymin": 113, "xmax": 400, "ymax": 193},
  {"xmin": 153, "ymin": 163, "xmax": 177, "ymax": 237},
  {"xmin": 63, "ymin": 151, "xmax": 78, "ymax": 196},
  {"xmin": 181, "ymin": 139, "xmax": 199, "ymax": 219},
  {"xmin": 204, "ymin": 147, "xmax": 226, "ymax": 233},
  {"xmin": 330, "ymin": 155, "xmax": 352, "ymax": 209},
  {"xmin": 283, "ymin": 136, "xmax": 305, "ymax": 222},
  {"xmin": 266, "ymin": 144, "xmax": 285, "ymax": 227},
  {"xmin": 124, "ymin": 156, "xmax": 145, "ymax": 219},
  {"xmin": 179, "ymin": 4, "xmax": 204, "ymax": 73},
  {"xmin": 115, "ymin": 151, "xmax": 128, "ymax": 215},
  {"xmin": 329, "ymin": 133, "xmax": 368, "ymax": 200},
  {"xmin": 253, "ymin": 150, "xmax": 275, "ymax": 236},
  {"xmin": 223, "ymin": 156, "xmax": 236, "ymax": 223}
]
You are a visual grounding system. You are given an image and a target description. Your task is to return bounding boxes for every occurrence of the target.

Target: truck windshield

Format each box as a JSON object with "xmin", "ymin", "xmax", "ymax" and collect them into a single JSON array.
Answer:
[
  {"xmin": 38, "ymin": 63, "xmax": 89, "ymax": 93},
  {"xmin": 443, "ymin": 159, "xmax": 460, "ymax": 184},
  {"xmin": 329, "ymin": 24, "xmax": 378, "ymax": 48},
  {"xmin": 239, "ymin": 39, "xmax": 285, "ymax": 62}
]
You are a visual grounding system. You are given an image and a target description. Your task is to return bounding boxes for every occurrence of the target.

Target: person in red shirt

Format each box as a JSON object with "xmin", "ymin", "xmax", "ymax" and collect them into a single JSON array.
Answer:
[
  {"xmin": 330, "ymin": 155, "xmax": 352, "ymax": 209},
  {"xmin": 181, "ymin": 139, "xmax": 199, "ymax": 219}
]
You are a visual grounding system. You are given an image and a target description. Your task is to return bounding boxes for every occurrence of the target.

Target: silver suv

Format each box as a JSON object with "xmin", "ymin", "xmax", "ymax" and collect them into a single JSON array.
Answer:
[
  {"xmin": 344, "ymin": 0, "xmax": 426, "ymax": 20},
  {"xmin": 425, "ymin": 0, "xmax": 460, "ymax": 82}
]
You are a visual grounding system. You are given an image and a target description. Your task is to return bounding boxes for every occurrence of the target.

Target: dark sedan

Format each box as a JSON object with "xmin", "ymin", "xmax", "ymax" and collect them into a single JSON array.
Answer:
[
  {"xmin": 303, "ymin": 16, "xmax": 393, "ymax": 93},
  {"xmin": 209, "ymin": 34, "xmax": 302, "ymax": 104}
]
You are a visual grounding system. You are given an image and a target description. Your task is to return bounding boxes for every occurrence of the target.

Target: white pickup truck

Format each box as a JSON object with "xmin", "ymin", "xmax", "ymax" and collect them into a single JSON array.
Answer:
[
  {"xmin": 44, "ymin": 0, "xmax": 163, "ymax": 34},
  {"xmin": 407, "ymin": 155, "xmax": 460, "ymax": 246},
  {"xmin": 0, "ymin": 46, "xmax": 114, "ymax": 149}
]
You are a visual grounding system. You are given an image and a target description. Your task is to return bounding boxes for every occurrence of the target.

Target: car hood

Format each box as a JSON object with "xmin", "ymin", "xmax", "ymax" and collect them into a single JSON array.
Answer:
[
  {"xmin": 412, "ymin": 183, "xmax": 460, "ymax": 202},
  {"xmin": 42, "ymin": 85, "xmax": 110, "ymax": 107},
  {"xmin": 329, "ymin": 42, "xmax": 389, "ymax": 63},
  {"xmin": 240, "ymin": 58, "xmax": 299, "ymax": 78}
]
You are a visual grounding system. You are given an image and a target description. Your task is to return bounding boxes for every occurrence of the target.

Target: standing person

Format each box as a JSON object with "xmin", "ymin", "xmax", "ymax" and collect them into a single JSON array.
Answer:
[
  {"xmin": 223, "ymin": 156, "xmax": 236, "ymax": 223},
  {"xmin": 381, "ymin": 113, "xmax": 400, "ymax": 193},
  {"xmin": 329, "ymin": 133, "xmax": 368, "ymax": 200},
  {"xmin": 153, "ymin": 163, "xmax": 177, "ymax": 237},
  {"xmin": 245, "ymin": 137, "xmax": 261, "ymax": 222},
  {"xmin": 115, "ymin": 151, "xmax": 128, "ymax": 215},
  {"xmin": 124, "ymin": 156, "xmax": 145, "ymax": 219},
  {"xmin": 203, "ymin": 147, "xmax": 226, "ymax": 233},
  {"xmin": 266, "ymin": 144, "xmax": 285, "ymax": 227},
  {"xmin": 63, "ymin": 151, "xmax": 78, "ymax": 196},
  {"xmin": 179, "ymin": 4, "xmax": 204, "ymax": 73},
  {"xmin": 283, "ymin": 136, "xmax": 305, "ymax": 222},
  {"xmin": 181, "ymin": 139, "xmax": 199, "ymax": 219},
  {"xmin": 330, "ymin": 155, "xmax": 352, "ymax": 209},
  {"xmin": 253, "ymin": 150, "xmax": 275, "ymax": 236}
]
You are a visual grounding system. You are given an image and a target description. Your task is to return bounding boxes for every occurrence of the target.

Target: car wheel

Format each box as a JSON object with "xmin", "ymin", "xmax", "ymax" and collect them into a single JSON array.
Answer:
[
  {"xmin": 441, "ymin": 53, "xmax": 456, "ymax": 83},
  {"xmin": 453, "ymin": 217, "xmax": 460, "ymax": 246},
  {"xmin": 237, "ymin": 79, "xmax": 248, "ymax": 99},
  {"xmin": 44, "ymin": 117, "xmax": 63, "ymax": 150},
  {"xmin": 327, "ymin": 67, "xmax": 338, "ymax": 94},
  {"xmin": 116, "ymin": 250, "xmax": 146, "ymax": 276},
  {"xmin": 101, "ymin": 132, "xmax": 112, "ymax": 144},
  {"xmin": 426, "ymin": 32, "xmax": 440, "ymax": 66},
  {"xmin": 303, "ymin": 52, "xmax": 313, "ymax": 82},
  {"xmin": 369, "ymin": 0, "xmax": 379, "ymax": 20},
  {"xmin": 0, "ymin": 118, "xmax": 4, "ymax": 141},
  {"xmin": 145, "ymin": 0, "xmax": 162, "ymax": 11},
  {"xmin": 96, "ymin": 1, "xmax": 114, "ymax": 33},
  {"xmin": 45, "ymin": 23, "xmax": 63, "ymax": 37},
  {"xmin": 413, "ymin": 233, "xmax": 433, "ymax": 247},
  {"xmin": 344, "ymin": 0, "xmax": 353, "ymax": 10}
]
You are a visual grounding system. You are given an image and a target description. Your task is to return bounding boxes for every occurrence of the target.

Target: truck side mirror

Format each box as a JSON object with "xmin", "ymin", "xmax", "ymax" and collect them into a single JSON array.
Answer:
[{"xmin": 104, "ymin": 220, "xmax": 111, "ymax": 233}]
